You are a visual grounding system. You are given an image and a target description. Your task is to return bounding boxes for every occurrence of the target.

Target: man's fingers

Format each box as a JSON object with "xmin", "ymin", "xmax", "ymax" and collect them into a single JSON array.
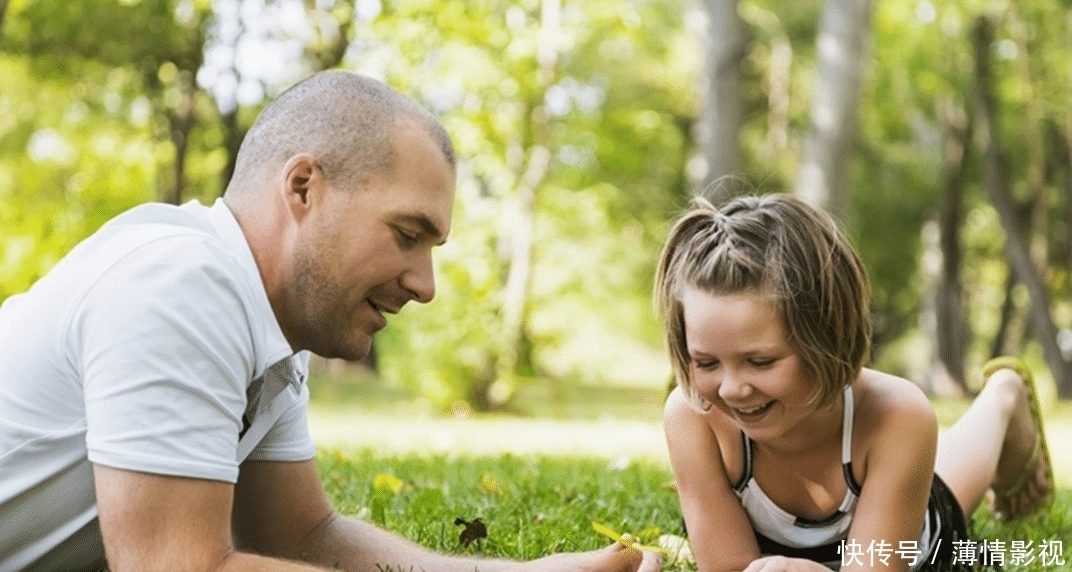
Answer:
[
  {"xmin": 608, "ymin": 542, "xmax": 664, "ymax": 572},
  {"xmin": 637, "ymin": 550, "xmax": 663, "ymax": 572},
  {"xmin": 599, "ymin": 542, "xmax": 664, "ymax": 572},
  {"xmin": 743, "ymin": 555, "xmax": 784, "ymax": 572}
]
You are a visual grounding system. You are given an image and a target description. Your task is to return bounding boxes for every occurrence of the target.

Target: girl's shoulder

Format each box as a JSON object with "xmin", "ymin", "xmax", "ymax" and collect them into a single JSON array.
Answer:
[
  {"xmin": 854, "ymin": 368, "xmax": 937, "ymax": 422},
  {"xmin": 852, "ymin": 369, "xmax": 938, "ymax": 475},
  {"xmin": 663, "ymin": 386, "xmax": 746, "ymax": 482}
]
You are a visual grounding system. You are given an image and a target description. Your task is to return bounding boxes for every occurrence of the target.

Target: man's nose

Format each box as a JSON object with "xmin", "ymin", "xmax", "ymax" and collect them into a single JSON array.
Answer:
[{"xmin": 401, "ymin": 251, "xmax": 436, "ymax": 304}]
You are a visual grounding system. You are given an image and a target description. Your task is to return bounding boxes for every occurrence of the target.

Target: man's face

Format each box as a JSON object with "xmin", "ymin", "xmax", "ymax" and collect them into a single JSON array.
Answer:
[{"xmin": 286, "ymin": 121, "xmax": 455, "ymax": 360}]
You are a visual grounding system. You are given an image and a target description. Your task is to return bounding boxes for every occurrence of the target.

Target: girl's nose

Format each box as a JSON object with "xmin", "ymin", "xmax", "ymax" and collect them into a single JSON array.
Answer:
[{"xmin": 718, "ymin": 369, "xmax": 753, "ymax": 402}]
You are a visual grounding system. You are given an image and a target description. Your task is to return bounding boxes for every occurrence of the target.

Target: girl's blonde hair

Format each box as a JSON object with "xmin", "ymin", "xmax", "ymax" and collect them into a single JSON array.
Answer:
[{"xmin": 655, "ymin": 194, "xmax": 872, "ymax": 410}]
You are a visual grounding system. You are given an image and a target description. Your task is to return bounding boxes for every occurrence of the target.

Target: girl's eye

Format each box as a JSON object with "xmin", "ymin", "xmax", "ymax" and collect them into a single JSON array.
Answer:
[
  {"xmin": 749, "ymin": 358, "xmax": 775, "ymax": 368},
  {"xmin": 693, "ymin": 359, "xmax": 718, "ymax": 371}
]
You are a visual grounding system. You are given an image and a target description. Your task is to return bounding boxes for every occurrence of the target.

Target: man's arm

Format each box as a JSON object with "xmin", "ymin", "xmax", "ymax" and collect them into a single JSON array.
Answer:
[
  {"xmin": 233, "ymin": 459, "xmax": 661, "ymax": 572},
  {"xmin": 93, "ymin": 464, "xmax": 328, "ymax": 571},
  {"xmin": 233, "ymin": 459, "xmax": 520, "ymax": 571}
]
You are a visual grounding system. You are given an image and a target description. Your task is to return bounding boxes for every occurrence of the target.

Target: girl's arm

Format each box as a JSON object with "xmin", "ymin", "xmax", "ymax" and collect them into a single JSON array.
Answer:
[
  {"xmin": 664, "ymin": 387, "xmax": 762, "ymax": 572},
  {"xmin": 842, "ymin": 377, "xmax": 938, "ymax": 572}
]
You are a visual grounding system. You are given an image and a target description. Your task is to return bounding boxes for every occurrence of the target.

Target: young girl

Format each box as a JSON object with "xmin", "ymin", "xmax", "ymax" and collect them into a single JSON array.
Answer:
[{"xmin": 656, "ymin": 194, "xmax": 1053, "ymax": 572}]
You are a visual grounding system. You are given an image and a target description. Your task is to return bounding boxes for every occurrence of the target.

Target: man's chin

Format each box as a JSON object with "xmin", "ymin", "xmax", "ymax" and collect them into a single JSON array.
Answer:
[{"xmin": 309, "ymin": 333, "xmax": 373, "ymax": 362}]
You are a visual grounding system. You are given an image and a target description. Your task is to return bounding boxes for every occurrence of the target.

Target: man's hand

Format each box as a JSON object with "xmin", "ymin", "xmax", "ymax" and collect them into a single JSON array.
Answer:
[{"xmin": 503, "ymin": 542, "xmax": 663, "ymax": 572}]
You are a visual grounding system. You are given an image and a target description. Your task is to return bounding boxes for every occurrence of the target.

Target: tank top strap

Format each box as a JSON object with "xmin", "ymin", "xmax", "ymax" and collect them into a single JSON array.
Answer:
[
  {"xmin": 841, "ymin": 385, "xmax": 854, "ymax": 463},
  {"xmin": 733, "ymin": 431, "xmax": 753, "ymax": 493},
  {"xmin": 841, "ymin": 384, "xmax": 862, "ymax": 495}
]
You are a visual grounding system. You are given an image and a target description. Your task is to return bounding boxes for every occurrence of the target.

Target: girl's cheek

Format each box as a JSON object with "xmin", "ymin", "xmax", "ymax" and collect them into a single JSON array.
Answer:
[{"xmin": 691, "ymin": 370, "xmax": 719, "ymax": 405}]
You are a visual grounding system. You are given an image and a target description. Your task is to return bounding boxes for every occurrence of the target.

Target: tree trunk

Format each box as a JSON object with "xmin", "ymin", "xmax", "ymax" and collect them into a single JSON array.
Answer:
[
  {"xmin": 932, "ymin": 100, "xmax": 971, "ymax": 393},
  {"xmin": 310, "ymin": 4, "xmax": 354, "ymax": 72},
  {"xmin": 167, "ymin": 72, "xmax": 197, "ymax": 205},
  {"xmin": 762, "ymin": 34, "xmax": 792, "ymax": 163},
  {"xmin": 219, "ymin": 108, "xmax": 244, "ymax": 195},
  {"xmin": 1008, "ymin": 7, "xmax": 1049, "ymax": 279},
  {"xmin": 218, "ymin": 10, "xmax": 248, "ymax": 196},
  {"xmin": 972, "ymin": 16, "xmax": 1072, "ymax": 396},
  {"xmin": 483, "ymin": 0, "xmax": 559, "ymax": 410},
  {"xmin": 794, "ymin": 0, "xmax": 873, "ymax": 219},
  {"xmin": 1065, "ymin": 123, "xmax": 1072, "ymax": 278},
  {"xmin": 691, "ymin": 0, "xmax": 749, "ymax": 202},
  {"xmin": 491, "ymin": 143, "xmax": 551, "ymax": 408},
  {"xmin": 990, "ymin": 271, "xmax": 1017, "ymax": 359}
]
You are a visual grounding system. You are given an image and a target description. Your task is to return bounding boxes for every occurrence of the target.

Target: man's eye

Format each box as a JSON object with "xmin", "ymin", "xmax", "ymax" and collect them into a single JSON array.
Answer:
[{"xmin": 395, "ymin": 228, "xmax": 419, "ymax": 247}]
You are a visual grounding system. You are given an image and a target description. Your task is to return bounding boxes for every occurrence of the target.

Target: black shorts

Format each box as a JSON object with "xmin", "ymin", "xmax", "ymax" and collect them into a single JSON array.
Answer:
[{"xmin": 922, "ymin": 473, "xmax": 974, "ymax": 571}]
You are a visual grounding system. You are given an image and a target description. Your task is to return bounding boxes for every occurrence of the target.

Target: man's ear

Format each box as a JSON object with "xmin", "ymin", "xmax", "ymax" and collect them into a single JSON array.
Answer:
[{"xmin": 279, "ymin": 154, "xmax": 325, "ymax": 220}]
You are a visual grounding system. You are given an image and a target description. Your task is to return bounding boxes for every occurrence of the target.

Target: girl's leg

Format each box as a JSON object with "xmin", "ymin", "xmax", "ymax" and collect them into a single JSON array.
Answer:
[{"xmin": 933, "ymin": 367, "xmax": 1049, "ymax": 518}]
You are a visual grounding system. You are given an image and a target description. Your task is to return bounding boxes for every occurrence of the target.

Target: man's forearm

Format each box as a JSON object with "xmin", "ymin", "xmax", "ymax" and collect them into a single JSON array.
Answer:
[
  {"xmin": 287, "ymin": 512, "xmax": 515, "ymax": 572},
  {"xmin": 216, "ymin": 551, "xmax": 333, "ymax": 572},
  {"xmin": 279, "ymin": 510, "xmax": 659, "ymax": 572}
]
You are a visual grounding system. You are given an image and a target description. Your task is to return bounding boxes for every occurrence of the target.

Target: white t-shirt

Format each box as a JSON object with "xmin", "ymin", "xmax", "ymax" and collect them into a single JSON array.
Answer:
[{"xmin": 0, "ymin": 199, "xmax": 316, "ymax": 571}]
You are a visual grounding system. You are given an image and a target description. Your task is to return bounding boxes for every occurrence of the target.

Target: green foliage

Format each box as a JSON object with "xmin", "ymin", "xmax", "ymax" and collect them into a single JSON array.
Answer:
[
  {"xmin": 725, "ymin": 0, "xmax": 1072, "ymax": 378},
  {"xmin": 367, "ymin": 0, "xmax": 691, "ymax": 410},
  {"xmin": 6, "ymin": 0, "xmax": 1072, "ymax": 407},
  {"xmin": 0, "ymin": 58, "xmax": 155, "ymax": 299},
  {"xmin": 0, "ymin": 0, "xmax": 228, "ymax": 300}
]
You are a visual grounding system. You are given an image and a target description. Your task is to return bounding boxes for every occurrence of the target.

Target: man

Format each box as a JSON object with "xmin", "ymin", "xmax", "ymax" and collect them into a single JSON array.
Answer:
[{"xmin": 0, "ymin": 71, "xmax": 660, "ymax": 572}]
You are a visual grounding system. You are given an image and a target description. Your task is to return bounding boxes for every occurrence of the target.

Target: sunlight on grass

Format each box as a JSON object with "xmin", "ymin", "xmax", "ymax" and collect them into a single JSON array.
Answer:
[{"xmin": 309, "ymin": 412, "xmax": 669, "ymax": 463}]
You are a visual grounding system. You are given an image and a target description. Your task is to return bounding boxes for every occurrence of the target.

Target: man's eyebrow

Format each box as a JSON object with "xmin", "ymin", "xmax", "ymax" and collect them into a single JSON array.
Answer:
[{"xmin": 394, "ymin": 213, "xmax": 448, "ymax": 245}]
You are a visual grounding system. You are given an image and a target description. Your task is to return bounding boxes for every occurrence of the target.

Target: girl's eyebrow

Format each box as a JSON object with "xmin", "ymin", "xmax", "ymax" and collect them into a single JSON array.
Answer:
[{"xmin": 690, "ymin": 346, "xmax": 782, "ymax": 358}]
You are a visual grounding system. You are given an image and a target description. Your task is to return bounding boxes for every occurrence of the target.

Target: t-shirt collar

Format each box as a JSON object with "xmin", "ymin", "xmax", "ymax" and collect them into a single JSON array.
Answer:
[{"xmin": 203, "ymin": 198, "xmax": 297, "ymax": 379}]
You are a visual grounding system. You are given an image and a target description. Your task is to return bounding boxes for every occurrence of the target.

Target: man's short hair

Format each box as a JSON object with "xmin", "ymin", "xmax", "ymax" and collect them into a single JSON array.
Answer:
[{"xmin": 227, "ymin": 70, "xmax": 455, "ymax": 197}]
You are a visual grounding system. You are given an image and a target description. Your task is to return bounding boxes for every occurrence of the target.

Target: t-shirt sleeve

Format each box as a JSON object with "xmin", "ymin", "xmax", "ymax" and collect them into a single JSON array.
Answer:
[
  {"xmin": 245, "ymin": 383, "xmax": 316, "ymax": 462},
  {"xmin": 75, "ymin": 237, "xmax": 255, "ymax": 484}
]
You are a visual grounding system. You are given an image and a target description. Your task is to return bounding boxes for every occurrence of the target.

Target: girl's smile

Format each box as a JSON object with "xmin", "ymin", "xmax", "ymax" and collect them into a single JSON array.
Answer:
[
  {"xmin": 732, "ymin": 400, "xmax": 774, "ymax": 417},
  {"xmin": 733, "ymin": 400, "xmax": 776, "ymax": 419}
]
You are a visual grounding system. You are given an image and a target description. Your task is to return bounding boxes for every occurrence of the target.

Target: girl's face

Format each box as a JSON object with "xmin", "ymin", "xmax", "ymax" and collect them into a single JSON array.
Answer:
[{"xmin": 682, "ymin": 287, "xmax": 819, "ymax": 443}]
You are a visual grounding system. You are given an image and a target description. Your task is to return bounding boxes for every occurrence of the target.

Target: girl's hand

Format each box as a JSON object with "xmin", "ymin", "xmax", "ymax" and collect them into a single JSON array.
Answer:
[{"xmin": 742, "ymin": 555, "xmax": 833, "ymax": 572}]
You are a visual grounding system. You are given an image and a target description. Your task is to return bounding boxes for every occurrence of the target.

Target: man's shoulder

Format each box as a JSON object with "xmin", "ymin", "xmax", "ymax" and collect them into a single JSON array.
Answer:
[
  {"xmin": 18, "ymin": 201, "xmax": 254, "ymax": 325},
  {"xmin": 98, "ymin": 201, "xmax": 219, "ymax": 252},
  {"xmin": 74, "ymin": 201, "xmax": 243, "ymax": 280}
]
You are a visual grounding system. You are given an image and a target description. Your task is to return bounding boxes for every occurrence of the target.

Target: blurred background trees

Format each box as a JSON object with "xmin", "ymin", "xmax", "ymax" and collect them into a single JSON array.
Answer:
[{"xmin": 2, "ymin": 0, "xmax": 1071, "ymax": 411}]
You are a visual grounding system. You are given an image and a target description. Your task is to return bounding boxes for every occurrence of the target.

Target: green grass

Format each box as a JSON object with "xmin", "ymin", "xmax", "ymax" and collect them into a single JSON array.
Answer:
[
  {"xmin": 318, "ymin": 448, "xmax": 1071, "ymax": 571},
  {"xmin": 970, "ymin": 499, "xmax": 1072, "ymax": 571},
  {"xmin": 317, "ymin": 450, "xmax": 683, "ymax": 561}
]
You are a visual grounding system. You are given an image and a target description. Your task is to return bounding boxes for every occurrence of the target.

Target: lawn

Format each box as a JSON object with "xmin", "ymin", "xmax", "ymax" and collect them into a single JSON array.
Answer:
[
  {"xmin": 310, "ymin": 373, "xmax": 1072, "ymax": 571},
  {"xmin": 317, "ymin": 450, "xmax": 683, "ymax": 561}
]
